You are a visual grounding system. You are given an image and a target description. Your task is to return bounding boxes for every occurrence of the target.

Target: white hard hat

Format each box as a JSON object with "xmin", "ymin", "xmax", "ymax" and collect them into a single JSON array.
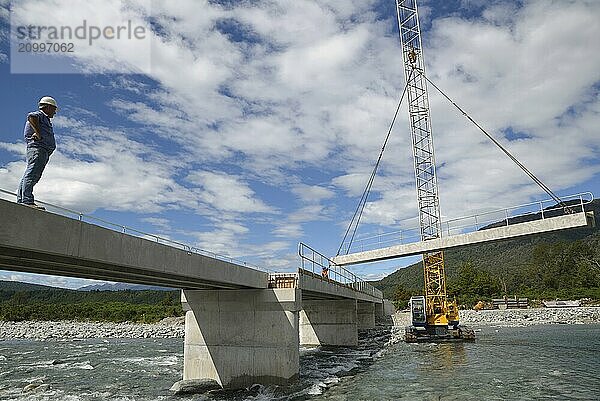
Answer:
[{"xmin": 39, "ymin": 96, "xmax": 58, "ymax": 109}]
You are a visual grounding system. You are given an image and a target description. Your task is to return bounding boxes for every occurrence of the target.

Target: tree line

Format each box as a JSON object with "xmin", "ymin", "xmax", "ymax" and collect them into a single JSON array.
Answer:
[
  {"xmin": 0, "ymin": 289, "xmax": 184, "ymax": 322},
  {"xmin": 391, "ymin": 240, "xmax": 600, "ymax": 309}
]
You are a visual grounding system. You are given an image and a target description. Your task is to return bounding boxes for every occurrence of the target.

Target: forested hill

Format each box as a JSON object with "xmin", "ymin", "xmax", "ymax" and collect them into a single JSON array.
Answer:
[
  {"xmin": 0, "ymin": 281, "xmax": 183, "ymax": 322},
  {"xmin": 375, "ymin": 199, "xmax": 600, "ymax": 306}
]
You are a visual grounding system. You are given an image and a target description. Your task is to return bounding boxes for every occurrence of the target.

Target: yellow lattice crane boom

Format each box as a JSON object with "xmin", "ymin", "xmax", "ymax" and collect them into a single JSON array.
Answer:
[{"xmin": 395, "ymin": 0, "xmax": 473, "ymax": 342}]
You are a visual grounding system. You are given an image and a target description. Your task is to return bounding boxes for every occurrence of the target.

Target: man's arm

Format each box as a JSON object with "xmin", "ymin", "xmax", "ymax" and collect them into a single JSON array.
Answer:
[{"xmin": 28, "ymin": 115, "xmax": 42, "ymax": 141}]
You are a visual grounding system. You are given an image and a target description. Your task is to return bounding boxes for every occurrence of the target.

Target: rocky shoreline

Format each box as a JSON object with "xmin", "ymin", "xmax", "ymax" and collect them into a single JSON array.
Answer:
[
  {"xmin": 1, "ymin": 307, "xmax": 599, "ymax": 341},
  {"xmin": 459, "ymin": 306, "xmax": 600, "ymax": 327},
  {"xmin": 0, "ymin": 317, "xmax": 185, "ymax": 340}
]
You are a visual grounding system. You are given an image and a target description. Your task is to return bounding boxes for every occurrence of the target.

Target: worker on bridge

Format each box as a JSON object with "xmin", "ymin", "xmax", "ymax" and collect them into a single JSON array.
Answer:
[{"xmin": 17, "ymin": 96, "xmax": 58, "ymax": 210}]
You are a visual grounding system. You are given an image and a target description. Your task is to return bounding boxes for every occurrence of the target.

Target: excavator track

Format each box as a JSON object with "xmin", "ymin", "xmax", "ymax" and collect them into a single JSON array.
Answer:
[{"xmin": 404, "ymin": 325, "xmax": 476, "ymax": 343}]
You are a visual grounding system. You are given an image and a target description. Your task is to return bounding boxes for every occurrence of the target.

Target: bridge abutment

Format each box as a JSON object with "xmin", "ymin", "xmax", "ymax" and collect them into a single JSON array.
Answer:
[
  {"xmin": 299, "ymin": 299, "xmax": 358, "ymax": 346},
  {"xmin": 181, "ymin": 288, "xmax": 301, "ymax": 389}
]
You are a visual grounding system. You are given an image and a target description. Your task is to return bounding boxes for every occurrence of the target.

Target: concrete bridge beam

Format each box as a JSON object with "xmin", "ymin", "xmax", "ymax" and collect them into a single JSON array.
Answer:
[
  {"xmin": 333, "ymin": 212, "xmax": 592, "ymax": 266},
  {"xmin": 299, "ymin": 299, "xmax": 358, "ymax": 346},
  {"xmin": 182, "ymin": 288, "xmax": 301, "ymax": 389}
]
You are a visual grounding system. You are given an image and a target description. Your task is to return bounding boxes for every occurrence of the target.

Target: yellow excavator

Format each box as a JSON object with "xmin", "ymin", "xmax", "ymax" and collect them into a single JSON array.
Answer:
[{"xmin": 395, "ymin": 0, "xmax": 474, "ymax": 342}]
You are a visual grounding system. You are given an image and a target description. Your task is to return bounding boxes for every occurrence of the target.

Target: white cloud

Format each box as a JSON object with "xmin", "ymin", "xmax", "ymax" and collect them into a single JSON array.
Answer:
[
  {"xmin": 429, "ymin": 3, "xmax": 600, "ymax": 130},
  {"xmin": 182, "ymin": 220, "xmax": 294, "ymax": 270},
  {"xmin": 0, "ymin": 142, "xmax": 22, "ymax": 154},
  {"xmin": 361, "ymin": 187, "xmax": 418, "ymax": 227},
  {"xmin": 140, "ymin": 217, "xmax": 171, "ymax": 230},
  {"xmin": 277, "ymin": 26, "xmax": 370, "ymax": 90},
  {"xmin": 186, "ymin": 170, "xmax": 276, "ymax": 214},
  {"xmin": 360, "ymin": 272, "xmax": 387, "ymax": 281},
  {"xmin": 260, "ymin": 250, "xmax": 298, "ymax": 271},
  {"xmin": 291, "ymin": 184, "xmax": 334, "ymax": 204},
  {"xmin": 288, "ymin": 205, "xmax": 329, "ymax": 224},
  {"xmin": 332, "ymin": 173, "xmax": 370, "ymax": 198},
  {"xmin": 0, "ymin": 271, "xmax": 113, "ymax": 290},
  {"xmin": 273, "ymin": 203, "xmax": 332, "ymax": 237},
  {"xmin": 272, "ymin": 224, "xmax": 304, "ymax": 239}
]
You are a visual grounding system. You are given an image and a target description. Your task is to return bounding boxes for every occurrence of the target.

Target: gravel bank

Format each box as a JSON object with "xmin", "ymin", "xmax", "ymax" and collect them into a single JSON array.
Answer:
[
  {"xmin": 2, "ymin": 308, "xmax": 598, "ymax": 341},
  {"xmin": 460, "ymin": 306, "xmax": 600, "ymax": 327},
  {"xmin": 0, "ymin": 317, "xmax": 185, "ymax": 340},
  {"xmin": 392, "ymin": 306, "xmax": 600, "ymax": 329}
]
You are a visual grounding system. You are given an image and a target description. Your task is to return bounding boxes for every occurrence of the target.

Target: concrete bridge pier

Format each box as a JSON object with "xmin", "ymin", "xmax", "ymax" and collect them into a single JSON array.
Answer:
[
  {"xmin": 299, "ymin": 299, "xmax": 358, "ymax": 346},
  {"xmin": 375, "ymin": 302, "xmax": 384, "ymax": 319},
  {"xmin": 181, "ymin": 288, "xmax": 301, "ymax": 390},
  {"xmin": 375, "ymin": 300, "xmax": 396, "ymax": 325},
  {"xmin": 357, "ymin": 301, "xmax": 376, "ymax": 329}
]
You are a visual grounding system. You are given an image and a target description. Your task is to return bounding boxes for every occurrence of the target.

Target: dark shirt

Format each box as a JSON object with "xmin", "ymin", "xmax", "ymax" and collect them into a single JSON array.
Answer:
[{"xmin": 24, "ymin": 110, "xmax": 56, "ymax": 153}]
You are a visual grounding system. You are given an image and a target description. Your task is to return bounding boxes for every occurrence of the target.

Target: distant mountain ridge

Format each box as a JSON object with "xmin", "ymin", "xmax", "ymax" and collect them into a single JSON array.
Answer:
[
  {"xmin": 0, "ymin": 281, "xmax": 173, "ymax": 292},
  {"xmin": 0, "ymin": 280, "xmax": 60, "ymax": 292}
]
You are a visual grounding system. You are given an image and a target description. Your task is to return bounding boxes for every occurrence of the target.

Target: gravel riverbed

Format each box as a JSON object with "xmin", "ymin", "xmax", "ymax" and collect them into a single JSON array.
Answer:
[
  {"xmin": 0, "ymin": 317, "xmax": 185, "ymax": 340},
  {"xmin": 459, "ymin": 306, "xmax": 600, "ymax": 327},
  {"xmin": 1, "ymin": 307, "xmax": 598, "ymax": 341},
  {"xmin": 392, "ymin": 306, "xmax": 600, "ymax": 329}
]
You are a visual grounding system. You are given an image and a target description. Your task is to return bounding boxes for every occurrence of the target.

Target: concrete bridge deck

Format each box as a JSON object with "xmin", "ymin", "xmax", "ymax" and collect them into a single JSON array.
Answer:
[
  {"xmin": 0, "ymin": 198, "xmax": 381, "ymax": 302},
  {"xmin": 0, "ymin": 198, "xmax": 268, "ymax": 290}
]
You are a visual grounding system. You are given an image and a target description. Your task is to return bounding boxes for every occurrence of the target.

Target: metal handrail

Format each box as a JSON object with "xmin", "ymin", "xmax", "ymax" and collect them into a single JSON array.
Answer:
[
  {"xmin": 443, "ymin": 192, "xmax": 593, "ymax": 227},
  {"xmin": 342, "ymin": 191, "xmax": 594, "ymax": 254},
  {"xmin": 0, "ymin": 188, "xmax": 269, "ymax": 273},
  {"xmin": 298, "ymin": 242, "xmax": 383, "ymax": 298},
  {"xmin": 339, "ymin": 229, "xmax": 422, "ymax": 254}
]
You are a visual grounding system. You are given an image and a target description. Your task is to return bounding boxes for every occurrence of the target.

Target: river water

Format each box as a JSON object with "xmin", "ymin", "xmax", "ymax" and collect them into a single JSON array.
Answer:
[{"xmin": 1, "ymin": 324, "xmax": 599, "ymax": 400}]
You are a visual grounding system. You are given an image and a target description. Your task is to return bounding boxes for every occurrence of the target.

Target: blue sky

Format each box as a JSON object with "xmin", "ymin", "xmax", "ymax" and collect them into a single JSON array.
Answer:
[{"xmin": 0, "ymin": 0, "xmax": 599, "ymax": 289}]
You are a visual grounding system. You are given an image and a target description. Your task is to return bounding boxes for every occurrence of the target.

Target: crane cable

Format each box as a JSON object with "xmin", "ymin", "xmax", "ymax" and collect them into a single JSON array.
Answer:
[
  {"xmin": 338, "ymin": 65, "xmax": 569, "ymax": 257},
  {"xmin": 337, "ymin": 69, "xmax": 414, "ymax": 256},
  {"xmin": 418, "ymin": 70, "xmax": 569, "ymax": 210}
]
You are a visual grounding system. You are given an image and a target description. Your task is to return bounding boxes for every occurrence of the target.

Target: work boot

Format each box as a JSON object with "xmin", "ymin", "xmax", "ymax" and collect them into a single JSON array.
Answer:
[{"xmin": 24, "ymin": 203, "xmax": 46, "ymax": 210}]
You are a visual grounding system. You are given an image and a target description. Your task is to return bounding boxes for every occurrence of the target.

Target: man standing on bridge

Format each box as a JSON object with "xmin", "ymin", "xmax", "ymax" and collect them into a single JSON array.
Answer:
[{"xmin": 17, "ymin": 96, "xmax": 58, "ymax": 210}]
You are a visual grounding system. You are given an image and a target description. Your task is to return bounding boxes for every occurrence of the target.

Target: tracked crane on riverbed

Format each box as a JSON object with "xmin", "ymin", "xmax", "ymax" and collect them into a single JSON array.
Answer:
[{"xmin": 395, "ymin": 0, "xmax": 474, "ymax": 342}]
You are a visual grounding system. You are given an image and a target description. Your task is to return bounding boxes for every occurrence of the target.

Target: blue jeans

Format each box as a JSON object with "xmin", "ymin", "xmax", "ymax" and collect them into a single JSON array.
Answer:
[{"xmin": 17, "ymin": 147, "xmax": 51, "ymax": 205}]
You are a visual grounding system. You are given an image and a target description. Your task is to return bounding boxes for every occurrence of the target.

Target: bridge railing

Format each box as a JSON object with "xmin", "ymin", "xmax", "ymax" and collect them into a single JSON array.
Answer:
[
  {"xmin": 442, "ymin": 192, "xmax": 593, "ymax": 237},
  {"xmin": 0, "ymin": 188, "xmax": 269, "ymax": 273},
  {"xmin": 340, "ymin": 192, "xmax": 594, "ymax": 254},
  {"xmin": 298, "ymin": 242, "xmax": 383, "ymax": 298}
]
